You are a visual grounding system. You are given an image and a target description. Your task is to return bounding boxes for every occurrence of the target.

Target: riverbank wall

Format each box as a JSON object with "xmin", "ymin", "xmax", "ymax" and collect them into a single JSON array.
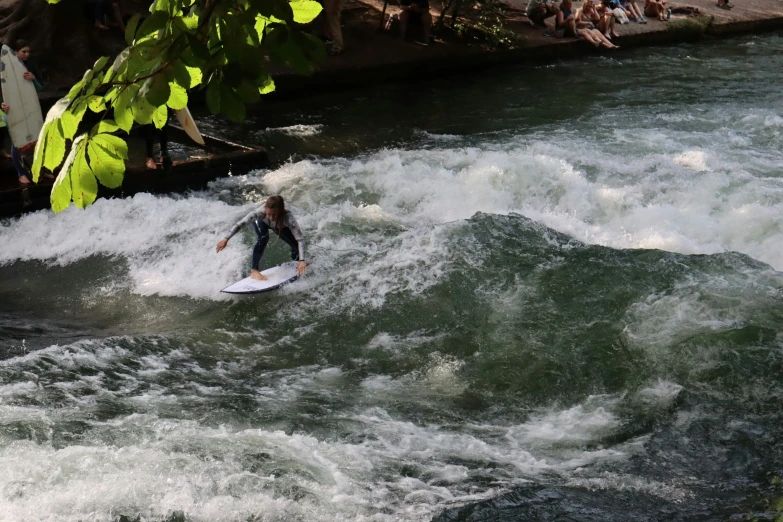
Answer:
[{"xmin": 272, "ymin": 0, "xmax": 783, "ymax": 95}]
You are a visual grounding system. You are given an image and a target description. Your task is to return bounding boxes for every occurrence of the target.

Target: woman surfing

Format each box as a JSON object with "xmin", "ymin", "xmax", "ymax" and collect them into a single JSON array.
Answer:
[{"xmin": 216, "ymin": 196, "xmax": 307, "ymax": 281}]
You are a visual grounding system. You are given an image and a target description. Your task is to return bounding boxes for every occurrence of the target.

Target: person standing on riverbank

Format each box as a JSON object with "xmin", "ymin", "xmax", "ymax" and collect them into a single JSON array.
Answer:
[
  {"xmin": 400, "ymin": 0, "xmax": 432, "ymax": 43},
  {"xmin": 216, "ymin": 196, "xmax": 308, "ymax": 281},
  {"xmin": 322, "ymin": 0, "xmax": 344, "ymax": 54}
]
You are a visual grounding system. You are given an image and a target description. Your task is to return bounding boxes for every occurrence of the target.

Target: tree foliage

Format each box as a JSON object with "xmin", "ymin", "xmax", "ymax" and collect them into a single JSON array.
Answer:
[{"xmin": 34, "ymin": 0, "xmax": 324, "ymax": 213}]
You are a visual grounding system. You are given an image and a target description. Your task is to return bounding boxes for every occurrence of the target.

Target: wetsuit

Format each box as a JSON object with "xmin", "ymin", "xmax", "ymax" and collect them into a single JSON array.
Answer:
[{"xmin": 225, "ymin": 206, "xmax": 306, "ymax": 270}]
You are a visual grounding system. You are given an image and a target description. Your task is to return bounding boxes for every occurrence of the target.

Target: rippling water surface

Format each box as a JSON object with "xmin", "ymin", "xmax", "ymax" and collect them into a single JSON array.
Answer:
[{"xmin": 1, "ymin": 34, "xmax": 783, "ymax": 521}]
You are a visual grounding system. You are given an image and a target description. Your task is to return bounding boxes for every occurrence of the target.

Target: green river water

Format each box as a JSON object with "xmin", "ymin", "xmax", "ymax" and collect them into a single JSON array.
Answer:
[{"xmin": 1, "ymin": 33, "xmax": 783, "ymax": 521}]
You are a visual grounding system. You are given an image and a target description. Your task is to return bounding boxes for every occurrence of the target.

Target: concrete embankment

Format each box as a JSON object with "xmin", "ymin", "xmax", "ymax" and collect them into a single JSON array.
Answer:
[{"xmin": 273, "ymin": 0, "xmax": 783, "ymax": 94}]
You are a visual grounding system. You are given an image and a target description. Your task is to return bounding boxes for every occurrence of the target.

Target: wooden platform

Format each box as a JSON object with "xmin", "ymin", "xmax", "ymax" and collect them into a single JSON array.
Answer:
[{"xmin": 0, "ymin": 126, "xmax": 268, "ymax": 218}]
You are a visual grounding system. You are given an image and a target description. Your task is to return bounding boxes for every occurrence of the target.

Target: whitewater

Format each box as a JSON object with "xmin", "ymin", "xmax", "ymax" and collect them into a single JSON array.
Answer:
[{"xmin": 1, "ymin": 34, "xmax": 782, "ymax": 522}]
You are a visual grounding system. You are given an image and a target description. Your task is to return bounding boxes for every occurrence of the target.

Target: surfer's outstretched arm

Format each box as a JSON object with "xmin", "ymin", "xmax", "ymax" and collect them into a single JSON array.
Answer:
[{"xmin": 216, "ymin": 205, "xmax": 264, "ymax": 252}]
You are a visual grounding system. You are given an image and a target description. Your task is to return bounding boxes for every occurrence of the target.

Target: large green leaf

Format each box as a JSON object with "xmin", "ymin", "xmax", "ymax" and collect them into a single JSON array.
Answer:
[
  {"xmin": 125, "ymin": 14, "xmax": 142, "ymax": 44},
  {"xmin": 206, "ymin": 78, "xmax": 221, "ymax": 114},
  {"xmin": 142, "ymin": 74, "xmax": 171, "ymax": 107},
  {"xmin": 290, "ymin": 0, "xmax": 323, "ymax": 23},
  {"xmin": 167, "ymin": 82, "xmax": 188, "ymax": 110},
  {"xmin": 133, "ymin": 94, "xmax": 157, "ymax": 125},
  {"xmin": 91, "ymin": 120, "xmax": 121, "ymax": 136},
  {"xmin": 259, "ymin": 75, "xmax": 276, "ymax": 94},
  {"xmin": 44, "ymin": 124, "xmax": 67, "ymax": 171},
  {"xmin": 152, "ymin": 104, "xmax": 169, "ymax": 129},
  {"xmin": 58, "ymin": 110, "xmax": 80, "ymax": 140},
  {"xmin": 93, "ymin": 134, "xmax": 129, "ymax": 160},
  {"xmin": 88, "ymin": 141, "xmax": 126, "ymax": 189},
  {"xmin": 186, "ymin": 66, "xmax": 203, "ymax": 88},
  {"xmin": 51, "ymin": 135, "xmax": 86, "ymax": 214},
  {"xmin": 137, "ymin": 11, "xmax": 169, "ymax": 38},
  {"xmin": 113, "ymin": 85, "xmax": 140, "ymax": 132},
  {"xmin": 71, "ymin": 145, "xmax": 98, "ymax": 209},
  {"xmin": 220, "ymin": 84, "xmax": 246, "ymax": 122}
]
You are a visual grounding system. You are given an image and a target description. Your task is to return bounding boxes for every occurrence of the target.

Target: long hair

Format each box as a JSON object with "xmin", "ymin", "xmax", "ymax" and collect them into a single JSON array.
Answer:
[{"xmin": 265, "ymin": 195, "xmax": 287, "ymax": 232}]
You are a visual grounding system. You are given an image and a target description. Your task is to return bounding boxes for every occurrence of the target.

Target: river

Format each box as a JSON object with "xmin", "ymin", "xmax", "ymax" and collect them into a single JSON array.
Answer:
[{"xmin": 1, "ymin": 33, "xmax": 782, "ymax": 521}]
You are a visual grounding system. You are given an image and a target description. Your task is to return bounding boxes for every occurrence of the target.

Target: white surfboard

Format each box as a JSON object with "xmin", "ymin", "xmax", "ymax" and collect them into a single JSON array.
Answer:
[
  {"xmin": 176, "ymin": 107, "xmax": 205, "ymax": 146},
  {"xmin": 0, "ymin": 45, "xmax": 43, "ymax": 150},
  {"xmin": 221, "ymin": 262, "xmax": 299, "ymax": 294}
]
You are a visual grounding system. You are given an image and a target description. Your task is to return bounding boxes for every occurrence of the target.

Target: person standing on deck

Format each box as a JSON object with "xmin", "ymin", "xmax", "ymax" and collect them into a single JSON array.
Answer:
[
  {"xmin": 0, "ymin": 40, "xmax": 49, "ymax": 186},
  {"xmin": 323, "ymin": 0, "xmax": 344, "ymax": 54},
  {"xmin": 216, "ymin": 195, "xmax": 308, "ymax": 281}
]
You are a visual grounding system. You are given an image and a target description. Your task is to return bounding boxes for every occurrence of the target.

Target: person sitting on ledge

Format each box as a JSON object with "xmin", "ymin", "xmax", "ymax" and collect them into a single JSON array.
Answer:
[
  {"xmin": 583, "ymin": 0, "xmax": 620, "ymax": 40},
  {"xmin": 556, "ymin": 0, "xmax": 619, "ymax": 49},
  {"xmin": 400, "ymin": 0, "xmax": 433, "ymax": 44},
  {"xmin": 618, "ymin": 0, "xmax": 647, "ymax": 22},
  {"xmin": 645, "ymin": 0, "xmax": 669, "ymax": 20},
  {"xmin": 526, "ymin": 0, "xmax": 558, "ymax": 27}
]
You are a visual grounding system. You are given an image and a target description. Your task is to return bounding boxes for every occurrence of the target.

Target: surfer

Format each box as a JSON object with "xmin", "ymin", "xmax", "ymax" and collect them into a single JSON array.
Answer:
[{"xmin": 215, "ymin": 195, "xmax": 307, "ymax": 281}]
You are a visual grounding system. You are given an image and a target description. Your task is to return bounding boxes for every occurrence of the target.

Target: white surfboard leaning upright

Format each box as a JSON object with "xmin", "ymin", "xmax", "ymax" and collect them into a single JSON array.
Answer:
[
  {"xmin": 0, "ymin": 45, "xmax": 43, "ymax": 150},
  {"xmin": 176, "ymin": 106, "xmax": 205, "ymax": 146},
  {"xmin": 221, "ymin": 262, "xmax": 299, "ymax": 294}
]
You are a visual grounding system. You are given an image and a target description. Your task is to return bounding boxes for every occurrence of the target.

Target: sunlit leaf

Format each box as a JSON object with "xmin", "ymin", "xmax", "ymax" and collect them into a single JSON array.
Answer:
[
  {"xmin": 290, "ymin": 0, "xmax": 323, "ymax": 24},
  {"xmin": 71, "ymin": 145, "xmax": 98, "ymax": 209},
  {"xmin": 93, "ymin": 134, "xmax": 129, "ymax": 160},
  {"xmin": 44, "ymin": 123, "xmax": 66, "ymax": 171},
  {"xmin": 51, "ymin": 135, "xmax": 86, "ymax": 213},
  {"xmin": 88, "ymin": 141, "xmax": 126, "ymax": 189},
  {"xmin": 91, "ymin": 120, "xmax": 121, "ymax": 136},
  {"xmin": 125, "ymin": 14, "xmax": 142, "ymax": 44},
  {"xmin": 167, "ymin": 82, "xmax": 188, "ymax": 110},
  {"xmin": 152, "ymin": 104, "xmax": 169, "ymax": 129}
]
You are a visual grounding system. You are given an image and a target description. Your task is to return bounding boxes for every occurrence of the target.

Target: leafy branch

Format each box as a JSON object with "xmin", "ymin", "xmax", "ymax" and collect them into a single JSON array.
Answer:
[{"xmin": 36, "ymin": 0, "xmax": 325, "ymax": 213}]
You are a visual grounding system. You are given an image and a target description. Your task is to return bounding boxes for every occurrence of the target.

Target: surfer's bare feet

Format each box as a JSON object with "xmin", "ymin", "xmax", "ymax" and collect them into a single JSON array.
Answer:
[
  {"xmin": 146, "ymin": 157, "xmax": 157, "ymax": 170},
  {"xmin": 250, "ymin": 270, "xmax": 268, "ymax": 281},
  {"xmin": 18, "ymin": 175, "xmax": 31, "ymax": 186}
]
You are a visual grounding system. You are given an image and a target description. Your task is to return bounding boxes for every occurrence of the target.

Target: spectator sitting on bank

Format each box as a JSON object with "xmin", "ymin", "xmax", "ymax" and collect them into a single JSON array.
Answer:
[
  {"xmin": 400, "ymin": 0, "xmax": 433, "ymax": 44},
  {"xmin": 645, "ymin": 0, "xmax": 669, "ymax": 20},
  {"xmin": 576, "ymin": 5, "xmax": 620, "ymax": 47},
  {"xmin": 583, "ymin": 0, "xmax": 619, "ymax": 39},
  {"xmin": 618, "ymin": 0, "xmax": 647, "ymax": 22},
  {"xmin": 526, "ymin": 0, "xmax": 558, "ymax": 27},
  {"xmin": 602, "ymin": 0, "xmax": 631, "ymax": 23},
  {"xmin": 556, "ymin": 0, "xmax": 619, "ymax": 48},
  {"xmin": 716, "ymin": 0, "xmax": 733, "ymax": 8}
]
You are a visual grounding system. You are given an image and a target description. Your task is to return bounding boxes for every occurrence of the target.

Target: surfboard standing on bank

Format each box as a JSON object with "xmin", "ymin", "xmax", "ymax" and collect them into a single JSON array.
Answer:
[
  {"xmin": 176, "ymin": 107, "xmax": 205, "ymax": 146},
  {"xmin": 216, "ymin": 195, "xmax": 307, "ymax": 293}
]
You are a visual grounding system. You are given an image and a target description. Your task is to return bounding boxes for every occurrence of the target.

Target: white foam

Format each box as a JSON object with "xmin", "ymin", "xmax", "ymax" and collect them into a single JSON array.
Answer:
[
  {"xmin": 3, "ymin": 110, "xmax": 783, "ymax": 304},
  {"xmin": 0, "ymin": 337, "xmax": 644, "ymax": 521},
  {"xmin": 264, "ymin": 124, "xmax": 323, "ymax": 137}
]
